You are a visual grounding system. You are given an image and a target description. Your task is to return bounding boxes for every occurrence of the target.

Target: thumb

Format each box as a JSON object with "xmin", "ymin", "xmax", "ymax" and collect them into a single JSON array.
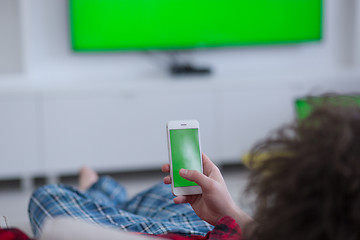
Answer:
[{"xmin": 179, "ymin": 169, "xmax": 212, "ymax": 192}]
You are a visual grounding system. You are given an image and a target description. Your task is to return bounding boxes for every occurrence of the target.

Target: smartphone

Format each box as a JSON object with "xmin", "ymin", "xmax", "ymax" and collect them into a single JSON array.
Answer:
[{"xmin": 166, "ymin": 120, "xmax": 203, "ymax": 196}]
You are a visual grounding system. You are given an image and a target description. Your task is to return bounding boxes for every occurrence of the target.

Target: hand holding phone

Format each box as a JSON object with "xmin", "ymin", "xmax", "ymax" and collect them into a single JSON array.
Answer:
[
  {"xmin": 162, "ymin": 153, "xmax": 253, "ymax": 226},
  {"xmin": 166, "ymin": 120, "xmax": 203, "ymax": 196}
]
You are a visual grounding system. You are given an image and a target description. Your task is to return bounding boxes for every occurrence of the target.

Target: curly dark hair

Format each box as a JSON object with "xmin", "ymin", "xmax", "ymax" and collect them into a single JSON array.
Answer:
[{"xmin": 246, "ymin": 95, "xmax": 360, "ymax": 240}]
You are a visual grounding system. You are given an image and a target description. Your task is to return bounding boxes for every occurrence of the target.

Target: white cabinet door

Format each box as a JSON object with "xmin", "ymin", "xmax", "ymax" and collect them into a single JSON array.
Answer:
[
  {"xmin": 219, "ymin": 87, "xmax": 296, "ymax": 162},
  {"xmin": 128, "ymin": 90, "xmax": 219, "ymax": 165},
  {"xmin": 43, "ymin": 94, "xmax": 133, "ymax": 173},
  {"xmin": 42, "ymin": 89, "xmax": 217, "ymax": 174},
  {"xmin": 0, "ymin": 97, "xmax": 39, "ymax": 178}
]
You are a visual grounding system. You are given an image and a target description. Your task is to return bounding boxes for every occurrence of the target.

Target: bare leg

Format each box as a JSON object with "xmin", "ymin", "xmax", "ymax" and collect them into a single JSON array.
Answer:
[{"xmin": 79, "ymin": 166, "xmax": 99, "ymax": 191}]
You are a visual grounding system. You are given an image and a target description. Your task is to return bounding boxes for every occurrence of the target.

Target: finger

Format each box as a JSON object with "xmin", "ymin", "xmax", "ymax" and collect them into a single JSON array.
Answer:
[
  {"xmin": 161, "ymin": 163, "xmax": 170, "ymax": 173},
  {"xmin": 202, "ymin": 153, "xmax": 224, "ymax": 183},
  {"xmin": 173, "ymin": 195, "xmax": 190, "ymax": 204},
  {"xmin": 179, "ymin": 168, "xmax": 213, "ymax": 192},
  {"xmin": 163, "ymin": 175, "xmax": 171, "ymax": 184},
  {"xmin": 202, "ymin": 153, "xmax": 218, "ymax": 176}
]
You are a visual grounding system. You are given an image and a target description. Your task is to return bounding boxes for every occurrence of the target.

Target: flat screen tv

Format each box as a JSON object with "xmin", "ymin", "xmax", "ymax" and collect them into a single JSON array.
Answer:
[{"xmin": 69, "ymin": 0, "xmax": 323, "ymax": 52}]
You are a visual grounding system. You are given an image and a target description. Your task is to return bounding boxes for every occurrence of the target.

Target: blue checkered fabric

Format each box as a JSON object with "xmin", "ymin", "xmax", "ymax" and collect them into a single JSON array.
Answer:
[{"xmin": 28, "ymin": 176, "xmax": 213, "ymax": 238}]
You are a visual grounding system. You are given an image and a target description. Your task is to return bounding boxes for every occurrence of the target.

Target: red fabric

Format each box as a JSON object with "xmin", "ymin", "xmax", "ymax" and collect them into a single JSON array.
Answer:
[
  {"xmin": 156, "ymin": 216, "xmax": 242, "ymax": 240},
  {"xmin": 0, "ymin": 229, "xmax": 32, "ymax": 240}
]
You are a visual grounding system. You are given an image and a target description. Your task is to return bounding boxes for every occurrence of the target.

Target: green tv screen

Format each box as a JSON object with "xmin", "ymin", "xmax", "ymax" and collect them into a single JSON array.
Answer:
[{"xmin": 69, "ymin": 0, "xmax": 323, "ymax": 51}]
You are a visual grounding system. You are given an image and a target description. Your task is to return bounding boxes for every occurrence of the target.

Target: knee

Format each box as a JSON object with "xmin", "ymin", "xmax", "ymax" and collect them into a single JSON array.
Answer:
[
  {"xmin": 29, "ymin": 185, "xmax": 58, "ymax": 218},
  {"xmin": 30, "ymin": 184, "xmax": 58, "ymax": 204},
  {"xmin": 29, "ymin": 184, "xmax": 82, "ymax": 236},
  {"xmin": 28, "ymin": 184, "xmax": 77, "ymax": 215},
  {"xmin": 28, "ymin": 184, "xmax": 61, "ymax": 237},
  {"xmin": 29, "ymin": 185, "xmax": 53, "ymax": 210}
]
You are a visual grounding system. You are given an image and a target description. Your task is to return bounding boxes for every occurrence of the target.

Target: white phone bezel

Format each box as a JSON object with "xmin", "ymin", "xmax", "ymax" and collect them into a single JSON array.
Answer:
[{"xmin": 166, "ymin": 120, "xmax": 203, "ymax": 196}]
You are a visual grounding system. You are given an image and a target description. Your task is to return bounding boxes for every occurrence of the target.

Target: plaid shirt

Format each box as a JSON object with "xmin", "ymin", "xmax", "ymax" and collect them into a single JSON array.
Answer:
[
  {"xmin": 29, "ymin": 177, "xmax": 241, "ymax": 239},
  {"xmin": 29, "ymin": 177, "xmax": 214, "ymax": 238},
  {"xmin": 158, "ymin": 216, "xmax": 242, "ymax": 240}
]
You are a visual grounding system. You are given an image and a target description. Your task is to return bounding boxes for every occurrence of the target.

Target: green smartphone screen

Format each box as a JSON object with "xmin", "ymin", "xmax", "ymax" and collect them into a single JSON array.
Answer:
[{"xmin": 169, "ymin": 128, "xmax": 202, "ymax": 187}]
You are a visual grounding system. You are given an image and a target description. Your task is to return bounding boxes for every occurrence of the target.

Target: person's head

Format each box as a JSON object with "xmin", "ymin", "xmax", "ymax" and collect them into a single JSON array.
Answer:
[{"xmin": 247, "ymin": 95, "xmax": 360, "ymax": 240}]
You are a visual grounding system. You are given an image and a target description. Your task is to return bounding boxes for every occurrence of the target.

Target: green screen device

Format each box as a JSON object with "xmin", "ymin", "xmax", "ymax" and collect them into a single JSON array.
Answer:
[
  {"xmin": 69, "ymin": 0, "xmax": 323, "ymax": 51},
  {"xmin": 167, "ymin": 120, "xmax": 203, "ymax": 196},
  {"xmin": 169, "ymin": 128, "xmax": 202, "ymax": 188},
  {"xmin": 295, "ymin": 95, "xmax": 360, "ymax": 120}
]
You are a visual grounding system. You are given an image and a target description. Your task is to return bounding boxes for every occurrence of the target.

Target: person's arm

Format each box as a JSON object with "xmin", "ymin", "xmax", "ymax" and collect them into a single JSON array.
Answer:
[{"xmin": 161, "ymin": 153, "xmax": 253, "ymax": 229}]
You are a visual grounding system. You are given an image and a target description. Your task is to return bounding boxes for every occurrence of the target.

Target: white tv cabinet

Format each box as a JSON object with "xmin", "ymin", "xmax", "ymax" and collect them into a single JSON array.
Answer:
[{"xmin": 1, "ymin": 74, "xmax": 359, "ymax": 191}]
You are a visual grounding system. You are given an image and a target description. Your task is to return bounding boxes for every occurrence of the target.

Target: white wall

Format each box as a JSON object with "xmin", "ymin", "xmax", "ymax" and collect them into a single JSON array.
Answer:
[
  {"xmin": 0, "ymin": 0, "xmax": 23, "ymax": 74},
  {"xmin": 355, "ymin": 0, "xmax": 360, "ymax": 66},
  {"xmin": 14, "ymin": 0, "xmax": 358, "ymax": 82}
]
